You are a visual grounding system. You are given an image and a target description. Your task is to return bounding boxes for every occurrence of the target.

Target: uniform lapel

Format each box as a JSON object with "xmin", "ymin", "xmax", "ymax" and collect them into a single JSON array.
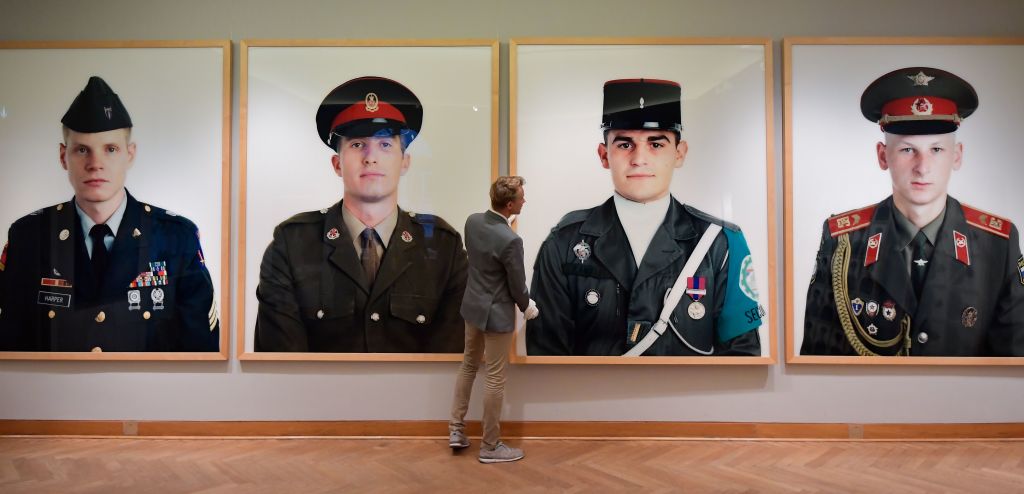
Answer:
[
  {"xmin": 370, "ymin": 208, "xmax": 414, "ymax": 303},
  {"xmin": 915, "ymin": 197, "xmax": 970, "ymax": 325},
  {"xmin": 583, "ymin": 198, "xmax": 636, "ymax": 290},
  {"xmin": 634, "ymin": 198, "xmax": 689, "ymax": 290},
  {"xmin": 866, "ymin": 198, "xmax": 917, "ymax": 315},
  {"xmin": 105, "ymin": 193, "xmax": 145, "ymax": 295},
  {"xmin": 324, "ymin": 201, "xmax": 369, "ymax": 294}
]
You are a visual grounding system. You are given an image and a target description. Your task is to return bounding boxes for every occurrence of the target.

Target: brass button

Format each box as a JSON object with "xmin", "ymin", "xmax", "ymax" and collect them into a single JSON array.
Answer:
[
  {"xmin": 48, "ymin": 310, "xmax": 56, "ymax": 319},
  {"xmin": 143, "ymin": 311, "xmax": 151, "ymax": 320},
  {"xmin": 415, "ymin": 314, "xmax": 426, "ymax": 324},
  {"xmin": 91, "ymin": 347, "xmax": 102, "ymax": 353},
  {"xmin": 144, "ymin": 205, "xmax": 152, "ymax": 213},
  {"xmin": 56, "ymin": 203, "xmax": 64, "ymax": 211},
  {"xmin": 95, "ymin": 311, "xmax": 106, "ymax": 323},
  {"xmin": 917, "ymin": 332, "xmax": 929, "ymax": 344},
  {"xmin": 370, "ymin": 312, "xmax": 380, "ymax": 322}
]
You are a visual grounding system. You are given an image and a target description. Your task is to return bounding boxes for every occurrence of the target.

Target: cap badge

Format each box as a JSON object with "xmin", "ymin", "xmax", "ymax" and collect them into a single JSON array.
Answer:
[
  {"xmin": 573, "ymin": 240, "xmax": 591, "ymax": 263},
  {"xmin": 639, "ymin": 97, "xmax": 645, "ymax": 109},
  {"xmin": 364, "ymin": 92, "xmax": 379, "ymax": 113},
  {"xmin": 103, "ymin": 106, "xmax": 113, "ymax": 119},
  {"xmin": 908, "ymin": 71, "xmax": 935, "ymax": 86},
  {"xmin": 911, "ymin": 97, "xmax": 933, "ymax": 116}
]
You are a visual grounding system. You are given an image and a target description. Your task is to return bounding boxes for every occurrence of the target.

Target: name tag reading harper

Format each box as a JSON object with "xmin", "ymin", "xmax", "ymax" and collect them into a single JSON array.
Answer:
[{"xmin": 38, "ymin": 291, "xmax": 71, "ymax": 308}]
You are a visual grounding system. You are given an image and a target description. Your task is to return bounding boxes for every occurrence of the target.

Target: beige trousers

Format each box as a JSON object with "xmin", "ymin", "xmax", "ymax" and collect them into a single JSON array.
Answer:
[{"xmin": 449, "ymin": 322, "xmax": 514, "ymax": 449}]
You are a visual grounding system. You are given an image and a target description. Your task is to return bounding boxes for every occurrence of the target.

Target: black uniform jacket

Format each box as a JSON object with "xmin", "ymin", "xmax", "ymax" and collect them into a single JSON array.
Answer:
[
  {"xmin": 526, "ymin": 196, "xmax": 761, "ymax": 356},
  {"xmin": 0, "ymin": 192, "xmax": 220, "ymax": 352},
  {"xmin": 255, "ymin": 201, "xmax": 468, "ymax": 353},
  {"xmin": 802, "ymin": 196, "xmax": 1024, "ymax": 356}
]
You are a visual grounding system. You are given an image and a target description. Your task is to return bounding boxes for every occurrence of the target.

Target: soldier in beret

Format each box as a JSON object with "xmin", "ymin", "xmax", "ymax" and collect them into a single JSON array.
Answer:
[
  {"xmin": 526, "ymin": 79, "xmax": 764, "ymax": 356},
  {"xmin": 255, "ymin": 76, "xmax": 468, "ymax": 353},
  {"xmin": 802, "ymin": 67, "xmax": 1024, "ymax": 356},
  {"xmin": 0, "ymin": 76, "xmax": 220, "ymax": 352}
]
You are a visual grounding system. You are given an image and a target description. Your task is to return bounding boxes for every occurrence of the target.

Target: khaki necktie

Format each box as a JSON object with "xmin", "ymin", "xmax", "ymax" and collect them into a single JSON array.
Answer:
[{"xmin": 360, "ymin": 228, "xmax": 381, "ymax": 286}]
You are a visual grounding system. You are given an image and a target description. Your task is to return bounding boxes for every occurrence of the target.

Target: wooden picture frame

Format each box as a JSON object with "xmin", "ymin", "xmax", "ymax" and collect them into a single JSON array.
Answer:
[
  {"xmin": 0, "ymin": 40, "xmax": 232, "ymax": 361},
  {"xmin": 510, "ymin": 38, "xmax": 777, "ymax": 365},
  {"xmin": 238, "ymin": 39, "xmax": 499, "ymax": 362},
  {"xmin": 784, "ymin": 37, "xmax": 1024, "ymax": 365}
]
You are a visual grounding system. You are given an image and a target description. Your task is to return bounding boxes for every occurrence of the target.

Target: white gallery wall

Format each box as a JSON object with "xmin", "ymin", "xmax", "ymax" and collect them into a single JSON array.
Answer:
[{"xmin": 1, "ymin": 0, "xmax": 1024, "ymax": 423}]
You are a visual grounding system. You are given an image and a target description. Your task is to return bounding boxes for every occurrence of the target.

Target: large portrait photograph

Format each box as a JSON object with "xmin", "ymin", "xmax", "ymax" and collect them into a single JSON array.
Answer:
[
  {"xmin": 511, "ymin": 38, "xmax": 776, "ymax": 364},
  {"xmin": 0, "ymin": 41, "xmax": 231, "ymax": 360},
  {"xmin": 785, "ymin": 38, "xmax": 1024, "ymax": 364},
  {"xmin": 239, "ymin": 40, "xmax": 497, "ymax": 361}
]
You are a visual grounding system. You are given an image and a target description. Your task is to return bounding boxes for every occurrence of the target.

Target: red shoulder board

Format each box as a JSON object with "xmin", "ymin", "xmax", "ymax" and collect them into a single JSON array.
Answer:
[
  {"xmin": 962, "ymin": 203, "xmax": 1012, "ymax": 239},
  {"xmin": 828, "ymin": 205, "xmax": 877, "ymax": 237}
]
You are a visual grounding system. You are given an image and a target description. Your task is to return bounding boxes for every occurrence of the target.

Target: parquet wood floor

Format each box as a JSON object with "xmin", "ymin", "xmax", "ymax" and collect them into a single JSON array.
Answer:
[{"xmin": 2, "ymin": 437, "xmax": 1023, "ymax": 493}]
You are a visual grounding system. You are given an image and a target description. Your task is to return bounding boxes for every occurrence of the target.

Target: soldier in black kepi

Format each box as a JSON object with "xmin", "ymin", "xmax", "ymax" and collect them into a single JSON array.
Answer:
[
  {"xmin": 255, "ymin": 76, "xmax": 468, "ymax": 353},
  {"xmin": 802, "ymin": 67, "xmax": 1024, "ymax": 356},
  {"xmin": 0, "ymin": 76, "xmax": 220, "ymax": 352},
  {"xmin": 526, "ymin": 78, "xmax": 764, "ymax": 356}
]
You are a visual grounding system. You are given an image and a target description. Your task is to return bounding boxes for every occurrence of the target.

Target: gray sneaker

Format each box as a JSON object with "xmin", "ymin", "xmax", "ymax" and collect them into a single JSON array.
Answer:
[
  {"xmin": 449, "ymin": 430, "xmax": 470, "ymax": 449},
  {"xmin": 478, "ymin": 442, "xmax": 524, "ymax": 463}
]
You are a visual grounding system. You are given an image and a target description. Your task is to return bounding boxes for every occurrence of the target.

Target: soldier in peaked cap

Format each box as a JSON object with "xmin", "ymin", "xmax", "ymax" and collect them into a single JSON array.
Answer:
[
  {"xmin": 255, "ymin": 76, "xmax": 468, "ymax": 353},
  {"xmin": 526, "ymin": 78, "xmax": 764, "ymax": 356},
  {"xmin": 802, "ymin": 67, "xmax": 1024, "ymax": 356},
  {"xmin": 0, "ymin": 76, "xmax": 220, "ymax": 352}
]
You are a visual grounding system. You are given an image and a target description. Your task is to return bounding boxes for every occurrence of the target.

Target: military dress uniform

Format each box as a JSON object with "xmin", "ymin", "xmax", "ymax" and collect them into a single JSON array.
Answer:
[
  {"xmin": 254, "ymin": 75, "xmax": 468, "ymax": 353},
  {"xmin": 0, "ymin": 193, "xmax": 220, "ymax": 352},
  {"xmin": 254, "ymin": 201, "xmax": 468, "ymax": 352},
  {"xmin": 801, "ymin": 66, "xmax": 1024, "ymax": 356},
  {"xmin": 526, "ymin": 196, "xmax": 763, "ymax": 356},
  {"xmin": 802, "ymin": 197, "xmax": 1024, "ymax": 356}
]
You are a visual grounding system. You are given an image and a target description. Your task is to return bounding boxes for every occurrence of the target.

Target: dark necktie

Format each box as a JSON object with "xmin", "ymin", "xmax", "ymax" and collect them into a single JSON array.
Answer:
[
  {"xmin": 89, "ymin": 224, "xmax": 112, "ymax": 286},
  {"xmin": 360, "ymin": 228, "xmax": 381, "ymax": 286},
  {"xmin": 911, "ymin": 231, "xmax": 931, "ymax": 299}
]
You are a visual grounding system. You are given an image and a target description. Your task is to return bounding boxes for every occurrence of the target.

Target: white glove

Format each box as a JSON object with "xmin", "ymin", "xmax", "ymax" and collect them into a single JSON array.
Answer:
[{"xmin": 524, "ymin": 299, "xmax": 539, "ymax": 320}]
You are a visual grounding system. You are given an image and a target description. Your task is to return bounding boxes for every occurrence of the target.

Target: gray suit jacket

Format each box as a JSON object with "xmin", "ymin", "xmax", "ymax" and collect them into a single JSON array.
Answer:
[{"xmin": 460, "ymin": 210, "xmax": 530, "ymax": 333}]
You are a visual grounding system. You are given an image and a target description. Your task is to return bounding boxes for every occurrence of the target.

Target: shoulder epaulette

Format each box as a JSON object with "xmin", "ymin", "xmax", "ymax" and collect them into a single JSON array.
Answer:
[
  {"xmin": 553, "ymin": 209, "xmax": 590, "ymax": 231},
  {"xmin": 828, "ymin": 204, "xmax": 876, "ymax": 237},
  {"xmin": 408, "ymin": 211, "xmax": 458, "ymax": 234},
  {"xmin": 962, "ymin": 203, "xmax": 1012, "ymax": 239},
  {"xmin": 683, "ymin": 204, "xmax": 740, "ymax": 232}
]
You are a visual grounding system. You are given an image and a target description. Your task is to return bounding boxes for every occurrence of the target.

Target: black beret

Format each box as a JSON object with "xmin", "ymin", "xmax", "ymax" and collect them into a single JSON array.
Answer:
[
  {"xmin": 861, "ymin": 67, "xmax": 977, "ymax": 135},
  {"xmin": 315, "ymin": 76, "xmax": 423, "ymax": 149},
  {"xmin": 61, "ymin": 76, "xmax": 132, "ymax": 133},
  {"xmin": 601, "ymin": 78, "xmax": 682, "ymax": 133}
]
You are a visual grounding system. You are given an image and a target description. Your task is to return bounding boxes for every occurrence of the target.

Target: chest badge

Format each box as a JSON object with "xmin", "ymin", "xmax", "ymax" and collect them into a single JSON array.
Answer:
[
  {"xmin": 127, "ymin": 289, "xmax": 141, "ymax": 311},
  {"xmin": 573, "ymin": 240, "xmax": 591, "ymax": 263},
  {"xmin": 151, "ymin": 287, "xmax": 165, "ymax": 310},
  {"xmin": 962, "ymin": 307, "xmax": 978, "ymax": 328},
  {"xmin": 882, "ymin": 301, "xmax": 896, "ymax": 321},
  {"xmin": 865, "ymin": 300, "xmax": 879, "ymax": 318},
  {"xmin": 851, "ymin": 297, "xmax": 864, "ymax": 316}
]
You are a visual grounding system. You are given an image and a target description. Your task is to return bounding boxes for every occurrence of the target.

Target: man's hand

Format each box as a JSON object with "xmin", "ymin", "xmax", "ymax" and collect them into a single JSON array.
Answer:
[{"xmin": 524, "ymin": 299, "xmax": 539, "ymax": 320}]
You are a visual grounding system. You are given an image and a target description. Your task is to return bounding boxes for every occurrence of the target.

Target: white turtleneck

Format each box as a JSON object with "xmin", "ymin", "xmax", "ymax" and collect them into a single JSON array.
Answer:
[{"xmin": 613, "ymin": 192, "xmax": 672, "ymax": 268}]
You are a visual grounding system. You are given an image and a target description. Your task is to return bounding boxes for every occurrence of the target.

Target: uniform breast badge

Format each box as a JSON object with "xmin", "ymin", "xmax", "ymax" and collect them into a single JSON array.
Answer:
[
  {"xmin": 865, "ymin": 300, "xmax": 879, "ymax": 318},
  {"xmin": 572, "ymin": 240, "xmax": 591, "ymax": 263},
  {"xmin": 851, "ymin": 298, "xmax": 864, "ymax": 316},
  {"xmin": 866, "ymin": 323, "xmax": 879, "ymax": 335},
  {"xmin": 962, "ymin": 307, "xmax": 978, "ymax": 328},
  {"xmin": 685, "ymin": 276, "xmax": 706, "ymax": 320},
  {"xmin": 151, "ymin": 287, "xmax": 165, "ymax": 311},
  {"xmin": 882, "ymin": 301, "xmax": 896, "ymax": 321},
  {"xmin": 687, "ymin": 301, "xmax": 705, "ymax": 320},
  {"xmin": 127, "ymin": 289, "xmax": 141, "ymax": 311}
]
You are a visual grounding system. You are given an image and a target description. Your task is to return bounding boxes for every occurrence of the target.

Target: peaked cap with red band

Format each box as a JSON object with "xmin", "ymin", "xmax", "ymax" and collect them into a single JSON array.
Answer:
[
  {"xmin": 315, "ymin": 76, "xmax": 423, "ymax": 149},
  {"xmin": 861, "ymin": 66, "xmax": 978, "ymax": 135}
]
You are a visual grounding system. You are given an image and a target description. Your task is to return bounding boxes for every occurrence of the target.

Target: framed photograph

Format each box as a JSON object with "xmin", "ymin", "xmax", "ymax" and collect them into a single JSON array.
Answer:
[
  {"xmin": 511, "ymin": 38, "xmax": 776, "ymax": 364},
  {"xmin": 238, "ymin": 40, "xmax": 498, "ymax": 361},
  {"xmin": 784, "ymin": 38, "xmax": 1024, "ymax": 365},
  {"xmin": 0, "ymin": 41, "xmax": 231, "ymax": 360}
]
